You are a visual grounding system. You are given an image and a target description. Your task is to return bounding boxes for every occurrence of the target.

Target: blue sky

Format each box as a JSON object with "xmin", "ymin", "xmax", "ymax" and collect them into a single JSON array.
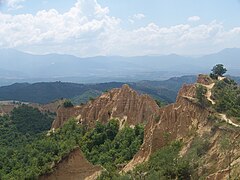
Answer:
[
  {"xmin": 0, "ymin": 0, "xmax": 240, "ymax": 57},
  {"xmin": 3, "ymin": 0, "xmax": 240, "ymax": 28}
]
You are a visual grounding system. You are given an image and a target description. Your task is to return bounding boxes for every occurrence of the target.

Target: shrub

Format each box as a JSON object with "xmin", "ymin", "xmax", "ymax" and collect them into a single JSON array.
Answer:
[
  {"xmin": 210, "ymin": 73, "xmax": 218, "ymax": 80},
  {"xmin": 196, "ymin": 85, "xmax": 210, "ymax": 108},
  {"xmin": 63, "ymin": 100, "xmax": 74, "ymax": 108},
  {"xmin": 132, "ymin": 141, "xmax": 193, "ymax": 180},
  {"xmin": 212, "ymin": 79, "xmax": 240, "ymax": 118}
]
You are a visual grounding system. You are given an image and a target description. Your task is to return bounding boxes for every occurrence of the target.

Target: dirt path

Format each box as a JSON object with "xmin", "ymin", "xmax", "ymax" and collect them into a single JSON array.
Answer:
[
  {"xmin": 200, "ymin": 80, "xmax": 240, "ymax": 128},
  {"xmin": 201, "ymin": 83, "xmax": 216, "ymax": 105},
  {"xmin": 182, "ymin": 95, "xmax": 197, "ymax": 101},
  {"xmin": 219, "ymin": 114, "xmax": 240, "ymax": 128}
]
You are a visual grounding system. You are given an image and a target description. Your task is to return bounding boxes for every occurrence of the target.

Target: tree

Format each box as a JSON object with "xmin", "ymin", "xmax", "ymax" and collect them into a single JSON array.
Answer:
[
  {"xmin": 63, "ymin": 100, "xmax": 74, "ymax": 108},
  {"xmin": 10, "ymin": 105, "xmax": 53, "ymax": 134},
  {"xmin": 211, "ymin": 64, "xmax": 227, "ymax": 77}
]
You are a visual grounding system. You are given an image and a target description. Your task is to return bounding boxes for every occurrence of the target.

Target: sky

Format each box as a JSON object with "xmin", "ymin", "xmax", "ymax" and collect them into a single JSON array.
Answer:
[{"xmin": 0, "ymin": 0, "xmax": 240, "ymax": 57}]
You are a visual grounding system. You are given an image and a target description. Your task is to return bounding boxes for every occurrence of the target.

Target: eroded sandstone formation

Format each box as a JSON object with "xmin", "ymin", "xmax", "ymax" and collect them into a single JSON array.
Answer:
[
  {"xmin": 49, "ymin": 76, "xmax": 240, "ymax": 179},
  {"xmin": 123, "ymin": 75, "xmax": 240, "ymax": 179},
  {"xmin": 51, "ymin": 84, "xmax": 159, "ymax": 129},
  {"xmin": 123, "ymin": 81, "xmax": 208, "ymax": 171}
]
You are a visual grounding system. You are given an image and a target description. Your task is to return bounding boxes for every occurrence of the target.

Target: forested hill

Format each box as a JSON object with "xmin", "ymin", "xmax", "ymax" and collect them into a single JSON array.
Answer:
[{"xmin": 0, "ymin": 76, "xmax": 197, "ymax": 104}]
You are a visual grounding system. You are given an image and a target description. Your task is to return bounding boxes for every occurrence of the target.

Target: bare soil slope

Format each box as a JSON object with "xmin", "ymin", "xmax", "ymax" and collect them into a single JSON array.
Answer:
[{"xmin": 39, "ymin": 148, "xmax": 102, "ymax": 180}]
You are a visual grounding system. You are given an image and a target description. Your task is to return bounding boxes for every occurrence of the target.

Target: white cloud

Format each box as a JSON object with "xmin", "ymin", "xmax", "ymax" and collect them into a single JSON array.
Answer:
[
  {"xmin": 129, "ymin": 13, "xmax": 145, "ymax": 24},
  {"xmin": 0, "ymin": 1, "xmax": 240, "ymax": 56},
  {"xmin": 5, "ymin": 0, "xmax": 25, "ymax": 10},
  {"xmin": 0, "ymin": 0, "xmax": 120, "ymax": 55},
  {"xmin": 188, "ymin": 16, "xmax": 201, "ymax": 22},
  {"xmin": 133, "ymin": 13, "xmax": 145, "ymax": 20}
]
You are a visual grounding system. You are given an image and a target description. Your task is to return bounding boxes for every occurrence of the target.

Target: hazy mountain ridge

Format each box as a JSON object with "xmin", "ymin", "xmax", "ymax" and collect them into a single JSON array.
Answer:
[
  {"xmin": 0, "ymin": 48, "xmax": 240, "ymax": 86},
  {"xmin": 0, "ymin": 76, "xmax": 197, "ymax": 104}
]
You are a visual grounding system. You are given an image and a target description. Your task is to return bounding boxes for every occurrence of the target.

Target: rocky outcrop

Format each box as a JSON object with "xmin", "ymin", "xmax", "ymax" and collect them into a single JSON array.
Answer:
[
  {"xmin": 123, "ymin": 75, "xmax": 240, "ymax": 178},
  {"xmin": 123, "ymin": 81, "xmax": 208, "ymax": 171},
  {"xmin": 51, "ymin": 84, "xmax": 159, "ymax": 129},
  {"xmin": 49, "ymin": 76, "xmax": 240, "ymax": 179},
  {"xmin": 51, "ymin": 106, "xmax": 78, "ymax": 129},
  {"xmin": 197, "ymin": 74, "xmax": 214, "ymax": 85},
  {"xmin": 39, "ymin": 148, "xmax": 102, "ymax": 180}
]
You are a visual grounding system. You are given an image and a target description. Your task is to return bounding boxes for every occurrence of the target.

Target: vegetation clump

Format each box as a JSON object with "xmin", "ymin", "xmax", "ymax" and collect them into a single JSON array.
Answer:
[
  {"xmin": 116, "ymin": 141, "xmax": 194, "ymax": 180},
  {"xmin": 80, "ymin": 120, "xmax": 144, "ymax": 172},
  {"xmin": 210, "ymin": 64, "xmax": 227, "ymax": 79},
  {"xmin": 195, "ymin": 85, "xmax": 210, "ymax": 108},
  {"xmin": 63, "ymin": 100, "xmax": 74, "ymax": 108},
  {"xmin": 11, "ymin": 105, "xmax": 54, "ymax": 135},
  {"xmin": 0, "ymin": 110, "xmax": 144, "ymax": 180},
  {"xmin": 212, "ymin": 78, "xmax": 240, "ymax": 118}
]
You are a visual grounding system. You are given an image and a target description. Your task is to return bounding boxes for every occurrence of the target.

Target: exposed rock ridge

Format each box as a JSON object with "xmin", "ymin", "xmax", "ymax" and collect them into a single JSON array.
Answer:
[
  {"xmin": 123, "ymin": 75, "xmax": 240, "ymax": 177},
  {"xmin": 51, "ymin": 84, "xmax": 159, "ymax": 129},
  {"xmin": 123, "ymin": 80, "xmax": 208, "ymax": 171}
]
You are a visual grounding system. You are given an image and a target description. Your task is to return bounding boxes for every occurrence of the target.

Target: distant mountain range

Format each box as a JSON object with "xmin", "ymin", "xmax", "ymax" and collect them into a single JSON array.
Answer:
[
  {"xmin": 0, "ymin": 48, "xmax": 240, "ymax": 86},
  {"xmin": 0, "ymin": 76, "xmax": 198, "ymax": 104}
]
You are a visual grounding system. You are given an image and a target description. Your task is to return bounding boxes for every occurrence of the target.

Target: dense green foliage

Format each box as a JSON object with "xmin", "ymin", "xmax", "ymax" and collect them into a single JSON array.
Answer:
[
  {"xmin": 80, "ymin": 121, "xmax": 144, "ymax": 172},
  {"xmin": 212, "ymin": 78, "xmax": 240, "ymax": 118},
  {"xmin": 196, "ymin": 85, "xmax": 210, "ymax": 108},
  {"xmin": 0, "ymin": 119, "xmax": 81, "ymax": 179},
  {"xmin": 11, "ymin": 105, "xmax": 54, "ymax": 134},
  {"xmin": 0, "ymin": 106, "xmax": 55, "ymax": 179},
  {"xmin": 211, "ymin": 64, "xmax": 227, "ymax": 78},
  {"xmin": 0, "ymin": 115, "xmax": 36, "ymax": 149},
  {"xmin": 130, "ymin": 141, "xmax": 191, "ymax": 180},
  {"xmin": 63, "ymin": 100, "xmax": 74, "ymax": 108},
  {"xmin": 0, "ymin": 109, "xmax": 144, "ymax": 180},
  {"xmin": 100, "ymin": 136, "xmax": 212, "ymax": 180},
  {"xmin": 0, "ymin": 76, "xmax": 197, "ymax": 104},
  {"xmin": 0, "ymin": 105, "xmax": 53, "ymax": 150},
  {"xmin": 99, "ymin": 141, "xmax": 193, "ymax": 180}
]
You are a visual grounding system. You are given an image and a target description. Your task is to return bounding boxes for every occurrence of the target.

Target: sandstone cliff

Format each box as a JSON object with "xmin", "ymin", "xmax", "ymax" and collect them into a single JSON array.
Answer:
[
  {"xmin": 49, "ymin": 76, "xmax": 240, "ymax": 179},
  {"xmin": 51, "ymin": 84, "xmax": 159, "ymax": 129},
  {"xmin": 123, "ymin": 75, "xmax": 240, "ymax": 179},
  {"xmin": 39, "ymin": 148, "xmax": 102, "ymax": 180},
  {"xmin": 123, "ymin": 79, "xmax": 206, "ymax": 171}
]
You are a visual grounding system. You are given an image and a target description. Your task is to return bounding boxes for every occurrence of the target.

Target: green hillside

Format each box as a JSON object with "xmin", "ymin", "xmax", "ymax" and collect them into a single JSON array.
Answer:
[{"xmin": 0, "ymin": 76, "xmax": 197, "ymax": 104}]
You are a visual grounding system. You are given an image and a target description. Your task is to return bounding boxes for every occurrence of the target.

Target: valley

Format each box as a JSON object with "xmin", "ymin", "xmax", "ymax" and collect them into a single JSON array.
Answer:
[
  {"xmin": 1, "ymin": 1, "xmax": 240, "ymax": 179},
  {"xmin": 0, "ymin": 68, "xmax": 240, "ymax": 179}
]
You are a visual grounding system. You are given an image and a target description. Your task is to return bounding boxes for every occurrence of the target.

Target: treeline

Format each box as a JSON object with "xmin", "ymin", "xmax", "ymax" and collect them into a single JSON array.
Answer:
[
  {"xmin": 212, "ymin": 78, "xmax": 240, "ymax": 118},
  {"xmin": 80, "ymin": 120, "xmax": 144, "ymax": 172},
  {"xmin": 0, "ymin": 106, "xmax": 144, "ymax": 179},
  {"xmin": 99, "ymin": 137, "xmax": 211, "ymax": 180}
]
